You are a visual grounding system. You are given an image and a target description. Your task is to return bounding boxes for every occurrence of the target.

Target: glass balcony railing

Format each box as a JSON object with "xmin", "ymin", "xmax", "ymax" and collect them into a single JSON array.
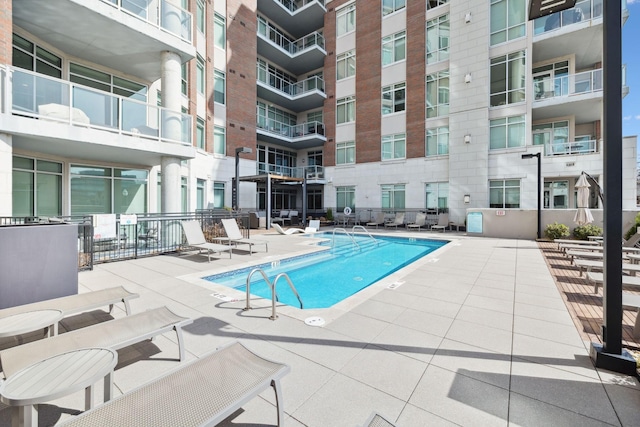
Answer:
[
  {"xmin": 257, "ymin": 22, "xmax": 325, "ymax": 55},
  {"xmin": 534, "ymin": 0, "xmax": 602, "ymax": 35},
  {"xmin": 543, "ymin": 139, "xmax": 598, "ymax": 156},
  {"xmin": 533, "ymin": 69, "xmax": 602, "ymax": 101},
  {"xmin": 103, "ymin": 0, "xmax": 192, "ymax": 42},
  {"xmin": 257, "ymin": 119, "xmax": 325, "ymax": 140},
  {"xmin": 256, "ymin": 70, "xmax": 325, "ymax": 97},
  {"xmin": 10, "ymin": 68, "xmax": 192, "ymax": 145},
  {"xmin": 273, "ymin": 0, "xmax": 325, "ymax": 13},
  {"xmin": 257, "ymin": 163, "xmax": 325, "ymax": 180}
]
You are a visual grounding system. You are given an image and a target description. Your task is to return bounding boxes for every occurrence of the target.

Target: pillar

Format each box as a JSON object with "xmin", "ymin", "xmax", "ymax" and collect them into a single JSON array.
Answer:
[{"xmin": 160, "ymin": 51, "xmax": 183, "ymax": 213}]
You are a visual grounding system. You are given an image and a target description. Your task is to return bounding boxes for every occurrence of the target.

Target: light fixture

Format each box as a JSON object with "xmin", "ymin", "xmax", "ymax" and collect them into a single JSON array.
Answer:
[
  {"xmin": 465, "ymin": 12, "xmax": 472, "ymax": 23},
  {"xmin": 464, "ymin": 134, "xmax": 471, "ymax": 144},
  {"xmin": 465, "ymin": 73, "xmax": 472, "ymax": 83},
  {"xmin": 463, "ymin": 195, "xmax": 471, "ymax": 204}
]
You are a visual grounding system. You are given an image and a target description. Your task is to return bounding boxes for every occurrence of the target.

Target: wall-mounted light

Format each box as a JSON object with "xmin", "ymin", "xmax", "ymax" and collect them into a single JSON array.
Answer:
[
  {"xmin": 463, "ymin": 195, "xmax": 471, "ymax": 204},
  {"xmin": 464, "ymin": 134, "xmax": 471, "ymax": 144},
  {"xmin": 465, "ymin": 12, "xmax": 472, "ymax": 23},
  {"xmin": 465, "ymin": 73, "xmax": 472, "ymax": 83}
]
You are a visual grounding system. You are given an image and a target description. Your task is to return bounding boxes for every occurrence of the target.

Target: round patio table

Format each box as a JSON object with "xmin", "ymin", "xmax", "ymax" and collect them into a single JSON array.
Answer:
[{"xmin": 0, "ymin": 309, "xmax": 63, "ymax": 339}]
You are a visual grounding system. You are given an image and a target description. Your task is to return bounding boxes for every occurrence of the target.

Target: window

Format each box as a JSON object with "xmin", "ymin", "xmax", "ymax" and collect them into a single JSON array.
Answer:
[
  {"xmin": 490, "ymin": 115, "xmax": 525, "ymax": 149},
  {"xmin": 307, "ymin": 150, "xmax": 323, "ymax": 166},
  {"xmin": 427, "ymin": 0, "xmax": 448, "ymax": 9},
  {"xmin": 196, "ymin": 179, "xmax": 206, "ymax": 210},
  {"xmin": 213, "ymin": 182, "xmax": 225, "ymax": 208},
  {"xmin": 544, "ymin": 180, "xmax": 569, "ymax": 209},
  {"xmin": 425, "ymin": 182, "xmax": 448, "ymax": 211},
  {"xmin": 257, "ymin": 144, "xmax": 297, "ymax": 176},
  {"xmin": 214, "ymin": 126, "xmax": 226, "ymax": 155},
  {"xmin": 533, "ymin": 61, "xmax": 569, "ymax": 99},
  {"xmin": 181, "ymin": 63, "xmax": 188, "ymax": 96},
  {"xmin": 336, "ymin": 50, "xmax": 356, "ymax": 80},
  {"xmin": 196, "ymin": 0, "xmax": 205, "ymax": 34},
  {"xmin": 426, "ymin": 126, "xmax": 449, "ymax": 156},
  {"xmin": 336, "ymin": 141, "xmax": 355, "ymax": 165},
  {"xmin": 214, "ymin": 69, "xmax": 225, "ymax": 104},
  {"xmin": 426, "ymin": 70, "xmax": 449, "ymax": 118},
  {"xmin": 383, "ymin": 0, "xmax": 405, "ymax": 16},
  {"xmin": 382, "ymin": 133, "xmax": 406, "ymax": 160},
  {"xmin": 70, "ymin": 165, "xmax": 148, "ymax": 215},
  {"xmin": 307, "ymin": 110, "xmax": 323, "ymax": 124},
  {"xmin": 196, "ymin": 117, "xmax": 205, "ymax": 149},
  {"xmin": 490, "ymin": 0, "xmax": 526, "ymax": 46},
  {"xmin": 337, "ymin": 96, "xmax": 355, "ymax": 124},
  {"xmin": 426, "ymin": 14, "xmax": 449, "ymax": 63},
  {"xmin": 381, "ymin": 184, "xmax": 405, "ymax": 209},
  {"xmin": 489, "ymin": 179, "xmax": 521, "ymax": 208},
  {"xmin": 307, "ymin": 189, "xmax": 323, "ymax": 211},
  {"xmin": 214, "ymin": 12, "xmax": 226, "ymax": 49},
  {"xmin": 256, "ymin": 102, "xmax": 297, "ymax": 133},
  {"xmin": 12, "ymin": 156, "xmax": 63, "ymax": 217},
  {"xmin": 181, "ymin": 176, "xmax": 188, "ymax": 213},
  {"xmin": 337, "ymin": 4, "xmax": 356, "ymax": 37},
  {"xmin": 196, "ymin": 55, "xmax": 205, "ymax": 95},
  {"xmin": 533, "ymin": 120, "xmax": 569, "ymax": 154},
  {"xmin": 490, "ymin": 51, "xmax": 526, "ymax": 107},
  {"xmin": 12, "ymin": 33, "xmax": 62, "ymax": 78},
  {"xmin": 382, "ymin": 31, "xmax": 406, "ymax": 66},
  {"xmin": 336, "ymin": 186, "xmax": 355, "ymax": 212},
  {"xmin": 382, "ymin": 82, "xmax": 405, "ymax": 115},
  {"xmin": 70, "ymin": 63, "xmax": 147, "ymax": 100}
]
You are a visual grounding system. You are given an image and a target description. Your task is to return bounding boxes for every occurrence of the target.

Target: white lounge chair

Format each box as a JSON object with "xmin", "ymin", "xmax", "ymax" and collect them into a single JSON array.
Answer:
[
  {"xmin": 407, "ymin": 212, "xmax": 427, "ymax": 231},
  {"xmin": 180, "ymin": 220, "xmax": 233, "ymax": 261},
  {"xmin": 362, "ymin": 412, "xmax": 397, "ymax": 427},
  {"xmin": 272, "ymin": 223, "xmax": 305, "ymax": 235},
  {"xmin": 307, "ymin": 219, "xmax": 320, "ymax": 232},
  {"xmin": 431, "ymin": 213, "xmax": 449, "ymax": 232},
  {"xmin": 366, "ymin": 212, "xmax": 386, "ymax": 229},
  {"xmin": 221, "ymin": 218, "xmax": 268, "ymax": 254},
  {"xmin": 384, "ymin": 212, "xmax": 405, "ymax": 229},
  {"xmin": 58, "ymin": 341, "xmax": 290, "ymax": 427}
]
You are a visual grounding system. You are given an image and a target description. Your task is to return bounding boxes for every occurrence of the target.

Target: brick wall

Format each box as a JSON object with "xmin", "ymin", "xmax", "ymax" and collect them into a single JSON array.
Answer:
[
  {"xmin": 0, "ymin": 0, "xmax": 12, "ymax": 65},
  {"xmin": 406, "ymin": 1, "xmax": 426, "ymax": 159}
]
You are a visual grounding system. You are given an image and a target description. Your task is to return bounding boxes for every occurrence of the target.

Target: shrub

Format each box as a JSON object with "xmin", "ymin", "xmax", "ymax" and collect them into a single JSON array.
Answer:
[
  {"xmin": 573, "ymin": 224, "xmax": 603, "ymax": 240},
  {"xmin": 544, "ymin": 222, "xmax": 570, "ymax": 240},
  {"xmin": 624, "ymin": 213, "xmax": 640, "ymax": 241},
  {"xmin": 326, "ymin": 208, "xmax": 334, "ymax": 221}
]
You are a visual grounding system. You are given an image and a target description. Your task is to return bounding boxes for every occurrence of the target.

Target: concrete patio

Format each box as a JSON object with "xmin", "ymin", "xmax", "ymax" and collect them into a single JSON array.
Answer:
[{"xmin": 2, "ymin": 229, "xmax": 640, "ymax": 426}]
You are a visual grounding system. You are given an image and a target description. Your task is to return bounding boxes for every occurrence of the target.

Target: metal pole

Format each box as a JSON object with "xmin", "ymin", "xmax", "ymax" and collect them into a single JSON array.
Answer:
[
  {"xmin": 536, "ymin": 153, "xmax": 541, "ymax": 240},
  {"xmin": 234, "ymin": 152, "xmax": 239, "ymax": 210}
]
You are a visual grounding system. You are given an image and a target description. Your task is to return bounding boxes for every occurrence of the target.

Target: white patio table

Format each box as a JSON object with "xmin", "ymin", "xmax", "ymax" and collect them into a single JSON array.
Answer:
[{"xmin": 0, "ymin": 309, "xmax": 63, "ymax": 339}]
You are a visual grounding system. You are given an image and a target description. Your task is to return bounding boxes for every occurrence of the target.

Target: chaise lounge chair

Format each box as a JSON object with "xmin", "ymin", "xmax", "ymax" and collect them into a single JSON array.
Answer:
[
  {"xmin": 430, "ymin": 213, "xmax": 449, "ymax": 232},
  {"xmin": 180, "ymin": 220, "xmax": 233, "ymax": 261},
  {"xmin": 361, "ymin": 412, "xmax": 397, "ymax": 427},
  {"xmin": 406, "ymin": 212, "xmax": 427, "ymax": 231},
  {"xmin": 366, "ymin": 212, "xmax": 386, "ymax": 229},
  {"xmin": 273, "ymin": 223, "xmax": 305, "ymax": 235},
  {"xmin": 221, "ymin": 218, "xmax": 268, "ymax": 254},
  {"xmin": 58, "ymin": 341, "xmax": 291, "ymax": 427},
  {"xmin": 384, "ymin": 212, "xmax": 405, "ymax": 229}
]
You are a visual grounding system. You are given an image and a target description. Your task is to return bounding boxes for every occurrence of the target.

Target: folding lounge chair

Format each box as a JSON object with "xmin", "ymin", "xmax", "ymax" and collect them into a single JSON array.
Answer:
[
  {"xmin": 406, "ymin": 212, "xmax": 427, "ymax": 231},
  {"xmin": 221, "ymin": 218, "xmax": 268, "ymax": 254},
  {"xmin": 58, "ymin": 341, "xmax": 291, "ymax": 427},
  {"xmin": 384, "ymin": 212, "xmax": 405, "ymax": 229},
  {"xmin": 431, "ymin": 213, "xmax": 449, "ymax": 232},
  {"xmin": 272, "ymin": 223, "xmax": 305, "ymax": 235},
  {"xmin": 180, "ymin": 220, "xmax": 233, "ymax": 261},
  {"xmin": 366, "ymin": 212, "xmax": 386, "ymax": 229},
  {"xmin": 361, "ymin": 412, "xmax": 397, "ymax": 427}
]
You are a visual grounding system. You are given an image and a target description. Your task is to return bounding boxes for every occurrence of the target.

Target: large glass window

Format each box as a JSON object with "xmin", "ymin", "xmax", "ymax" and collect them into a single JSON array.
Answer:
[
  {"xmin": 214, "ymin": 13, "xmax": 226, "ymax": 49},
  {"xmin": 257, "ymin": 144, "xmax": 297, "ymax": 176},
  {"xmin": 383, "ymin": 0, "xmax": 405, "ymax": 16},
  {"xmin": 256, "ymin": 102, "xmax": 297, "ymax": 133},
  {"xmin": 181, "ymin": 176, "xmax": 188, "ymax": 213},
  {"xmin": 337, "ymin": 4, "xmax": 356, "ymax": 37},
  {"xmin": 490, "ymin": 0, "xmax": 526, "ymax": 46},
  {"xmin": 533, "ymin": 120, "xmax": 569, "ymax": 155},
  {"xmin": 382, "ymin": 133, "xmax": 406, "ymax": 160},
  {"xmin": 426, "ymin": 70, "xmax": 449, "ymax": 118},
  {"xmin": 12, "ymin": 156, "xmax": 62, "ymax": 217},
  {"xmin": 425, "ymin": 182, "xmax": 448, "ymax": 211},
  {"xmin": 544, "ymin": 180, "xmax": 569, "ymax": 209},
  {"xmin": 490, "ymin": 115, "xmax": 525, "ymax": 149},
  {"xmin": 490, "ymin": 51, "xmax": 526, "ymax": 106},
  {"xmin": 336, "ymin": 186, "xmax": 355, "ymax": 212},
  {"xmin": 196, "ymin": 0, "xmax": 205, "ymax": 34},
  {"xmin": 426, "ymin": 14, "xmax": 449, "ymax": 64},
  {"xmin": 214, "ymin": 69, "xmax": 225, "ymax": 104},
  {"xmin": 70, "ymin": 63, "xmax": 147, "ymax": 100},
  {"xmin": 337, "ymin": 96, "xmax": 355, "ymax": 124},
  {"xmin": 426, "ymin": 126, "xmax": 449, "ymax": 156},
  {"xmin": 382, "ymin": 82, "xmax": 406, "ymax": 115},
  {"xmin": 181, "ymin": 63, "xmax": 188, "ymax": 96},
  {"xmin": 70, "ymin": 165, "xmax": 148, "ymax": 215},
  {"xmin": 336, "ymin": 141, "xmax": 356, "ymax": 165},
  {"xmin": 427, "ymin": 0, "xmax": 448, "ymax": 9},
  {"xmin": 196, "ymin": 117, "xmax": 205, "ymax": 150},
  {"xmin": 337, "ymin": 50, "xmax": 356, "ymax": 80},
  {"xmin": 307, "ymin": 189, "xmax": 323, "ymax": 211},
  {"xmin": 381, "ymin": 184, "xmax": 405, "ymax": 209},
  {"xmin": 13, "ymin": 33, "xmax": 62, "ymax": 78},
  {"xmin": 214, "ymin": 125, "xmax": 226, "ymax": 155},
  {"xmin": 196, "ymin": 179, "xmax": 206, "ymax": 210},
  {"xmin": 489, "ymin": 179, "xmax": 520, "ymax": 208},
  {"xmin": 213, "ymin": 182, "xmax": 225, "ymax": 208},
  {"xmin": 382, "ymin": 31, "xmax": 406, "ymax": 66},
  {"xmin": 196, "ymin": 55, "xmax": 205, "ymax": 95}
]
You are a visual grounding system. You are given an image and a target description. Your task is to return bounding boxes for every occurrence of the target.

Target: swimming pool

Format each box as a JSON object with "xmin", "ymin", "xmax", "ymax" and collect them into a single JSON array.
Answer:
[{"xmin": 203, "ymin": 234, "xmax": 448, "ymax": 309}]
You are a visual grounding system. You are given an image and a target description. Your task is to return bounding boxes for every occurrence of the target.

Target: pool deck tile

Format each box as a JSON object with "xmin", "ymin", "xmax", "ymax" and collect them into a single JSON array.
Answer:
[{"xmin": 2, "ymin": 230, "xmax": 640, "ymax": 426}]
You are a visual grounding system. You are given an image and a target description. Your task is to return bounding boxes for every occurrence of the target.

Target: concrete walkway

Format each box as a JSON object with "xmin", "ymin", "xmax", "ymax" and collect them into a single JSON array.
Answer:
[{"xmin": 2, "ymin": 231, "xmax": 640, "ymax": 426}]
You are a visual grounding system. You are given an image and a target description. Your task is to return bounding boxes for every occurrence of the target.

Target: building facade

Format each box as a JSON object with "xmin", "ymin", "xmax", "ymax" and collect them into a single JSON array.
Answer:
[{"xmin": 0, "ymin": 0, "xmax": 636, "ymax": 234}]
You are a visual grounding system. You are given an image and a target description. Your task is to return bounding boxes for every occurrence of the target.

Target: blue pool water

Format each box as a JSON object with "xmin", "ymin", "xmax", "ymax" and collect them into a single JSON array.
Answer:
[{"xmin": 203, "ymin": 234, "xmax": 448, "ymax": 309}]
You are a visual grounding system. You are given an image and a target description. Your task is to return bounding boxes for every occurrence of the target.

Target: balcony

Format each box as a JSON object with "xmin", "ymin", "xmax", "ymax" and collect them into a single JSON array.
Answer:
[
  {"xmin": 257, "ymin": 163, "xmax": 326, "ymax": 182},
  {"xmin": 257, "ymin": 0, "xmax": 326, "ymax": 39},
  {"xmin": 256, "ymin": 119, "xmax": 326, "ymax": 149},
  {"xmin": 12, "ymin": 0, "xmax": 195, "ymax": 82},
  {"xmin": 0, "ymin": 67, "xmax": 194, "ymax": 165},
  {"xmin": 543, "ymin": 139, "xmax": 598, "ymax": 157},
  {"xmin": 257, "ymin": 73, "xmax": 326, "ymax": 111},
  {"xmin": 257, "ymin": 27, "xmax": 326, "ymax": 75}
]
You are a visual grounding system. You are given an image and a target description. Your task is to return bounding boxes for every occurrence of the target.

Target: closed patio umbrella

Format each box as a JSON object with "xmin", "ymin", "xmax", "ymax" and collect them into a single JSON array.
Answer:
[{"xmin": 574, "ymin": 172, "xmax": 594, "ymax": 225}]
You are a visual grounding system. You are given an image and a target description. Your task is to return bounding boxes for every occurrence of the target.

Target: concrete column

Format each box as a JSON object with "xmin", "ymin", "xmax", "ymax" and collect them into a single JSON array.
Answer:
[
  {"xmin": 161, "ymin": 157, "xmax": 181, "ymax": 213},
  {"xmin": 160, "ymin": 51, "xmax": 183, "ymax": 214},
  {"xmin": 0, "ymin": 133, "xmax": 12, "ymax": 216}
]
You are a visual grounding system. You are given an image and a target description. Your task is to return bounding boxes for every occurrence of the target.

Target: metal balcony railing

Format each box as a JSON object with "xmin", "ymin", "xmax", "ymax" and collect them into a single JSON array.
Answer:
[
  {"xmin": 534, "ymin": 0, "xmax": 602, "ymax": 35},
  {"xmin": 256, "ymin": 71, "xmax": 325, "ymax": 97},
  {"xmin": 103, "ymin": 0, "xmax": 192, "ymax": 42},
  {"xmin": 256, "ymin": 119, "xmax": 325, "ymax": 139},
  {"xmin": 256, "ymin": 163, "xmax": 325, "ymax": 180},
  {"xmin": 533, "ymin": 69, "xmax": 602, "ymax": 101},
  {"xmin": 8, "ymin": 67, "xmax": 192, "ymax": 145},
  {"xmin": 257, "ymin": 22, "xmax": 325, "ymax": 55},
  {"xmin": 544, "ymin": 139, "xmax": 598, "ymax": 156},
  {"xmin": 273, "ymin": 0, "xmax": 325, "ymax": 12}
]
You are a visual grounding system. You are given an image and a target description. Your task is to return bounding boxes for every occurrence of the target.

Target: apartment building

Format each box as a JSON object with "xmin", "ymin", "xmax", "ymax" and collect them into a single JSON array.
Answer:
[{"xmin": 0, "ymin": 0, "xmax": 636, "ymax": 234}]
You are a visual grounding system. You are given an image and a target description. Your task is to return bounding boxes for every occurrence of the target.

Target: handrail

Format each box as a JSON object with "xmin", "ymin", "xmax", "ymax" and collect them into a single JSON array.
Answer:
[
  {"xmin": 331, "ymin": 228, "xmax": 360, "ymax": 251},
  {"xmin": 244, "ymin": 268, "xmax": 271, "ymax": 312},
  {"xmin": 351, "ymin": 225, "xmax": 378, "ymax": 246},
  {"xmin": 273, "ymin": 273, "xmax": 304, "ymax": 312},
  {"xmin": 243, "ymin": 268, "xmax": 303, "ymax": 320}
]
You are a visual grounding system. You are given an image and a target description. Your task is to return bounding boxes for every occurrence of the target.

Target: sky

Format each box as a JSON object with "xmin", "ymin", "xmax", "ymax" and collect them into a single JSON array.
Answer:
[{"xmin": 623, "ymin": 0, "xmax": 640, "ymax": 137}]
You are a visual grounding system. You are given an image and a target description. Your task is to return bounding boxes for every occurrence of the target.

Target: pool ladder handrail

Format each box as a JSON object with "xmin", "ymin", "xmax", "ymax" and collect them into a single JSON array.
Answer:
[
  {"xmin": 351, "ymin": 225, "xmax": 379, "ymax": 246},
  {"xmin": 331, "ymin": 228, "xmax": 360, "ymax": 251},
  {"xmin": 243, "ymin": 268, "xmax": 304, "ymax": 320}
]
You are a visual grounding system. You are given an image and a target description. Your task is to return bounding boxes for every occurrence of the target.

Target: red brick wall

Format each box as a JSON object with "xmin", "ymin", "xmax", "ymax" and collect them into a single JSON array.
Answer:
[
  {"xmin": 406, "ymin": 1, "xmax": 426, "ymax": 159},
  {"xmin": 226, "ymin": 0, "xmax": 257, "ymax": 160},
  {"xmin": 0, "ymin": 0, "xmax": 12, "ymax": 65},
  {"xmin": 355, "ymin": 1, "xmax": 381, "ymax": 164}
]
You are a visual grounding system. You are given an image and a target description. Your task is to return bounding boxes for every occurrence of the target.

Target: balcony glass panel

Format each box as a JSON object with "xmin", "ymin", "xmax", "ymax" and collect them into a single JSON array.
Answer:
[
  {"xmin": 257, "ymin": 18, "xmax": 325, "ymax": 55},
  {"xmin": 272, "ymin": 0, "xmax": 325, "ymax": 13},
  {"xmin": 533, "ymin": 69, "xmax": 602, "ymax": 100},
  {"xmin": 257, "ymin": 71, "xmax": 325, "ymax": 97},
  {"xmin": 534, "ymin": 0, "xmax": 603, "ymax": 35},
  {"xmin": 257, "ymin": 118, "xmax": 325, "ymax": 139},
  {"xmin": 544, "ymin": 139, "xmax": 597, "ymax": 156}
]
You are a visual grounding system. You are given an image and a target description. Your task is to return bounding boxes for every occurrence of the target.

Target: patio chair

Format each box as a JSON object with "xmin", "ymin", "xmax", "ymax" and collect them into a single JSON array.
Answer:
[
  {"xmin": 180, "ymin": 220, "xmax": 233, "ymax": 261},
  {"xmin": 361, "ymin": 412, "xmax": 397, "ymax": 427},
  {"xmin": 366, "ymin": 212, "xmax": 386, "ymax": 229},
  {"xmin": 58, "ymin": 341, "xmax": 291, "ymax": 427},
  {"xmin": 221, "ymin": 218, "xmax": 268, "ymax": 254},
  {"xmin": 271, "ymin": 210, "xmax": 289, "ymax": 224},
  {"xmin": 406, "ymin": 212, "xmax": 427, "ymax": 231},
  {"xmin": 272, "ymin": 223, "xmax": 305, "ymax": 235},
  {"xmin": 431, "ymin": 213, "xmax": 449, "ymax": 232},
  {"xmin": 384, "ymin": 212, "xmax": 405, "ymax": 229},
  {"xmin": 307, "ymin": 219, "xmax": 320, "ymax": 232}
]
